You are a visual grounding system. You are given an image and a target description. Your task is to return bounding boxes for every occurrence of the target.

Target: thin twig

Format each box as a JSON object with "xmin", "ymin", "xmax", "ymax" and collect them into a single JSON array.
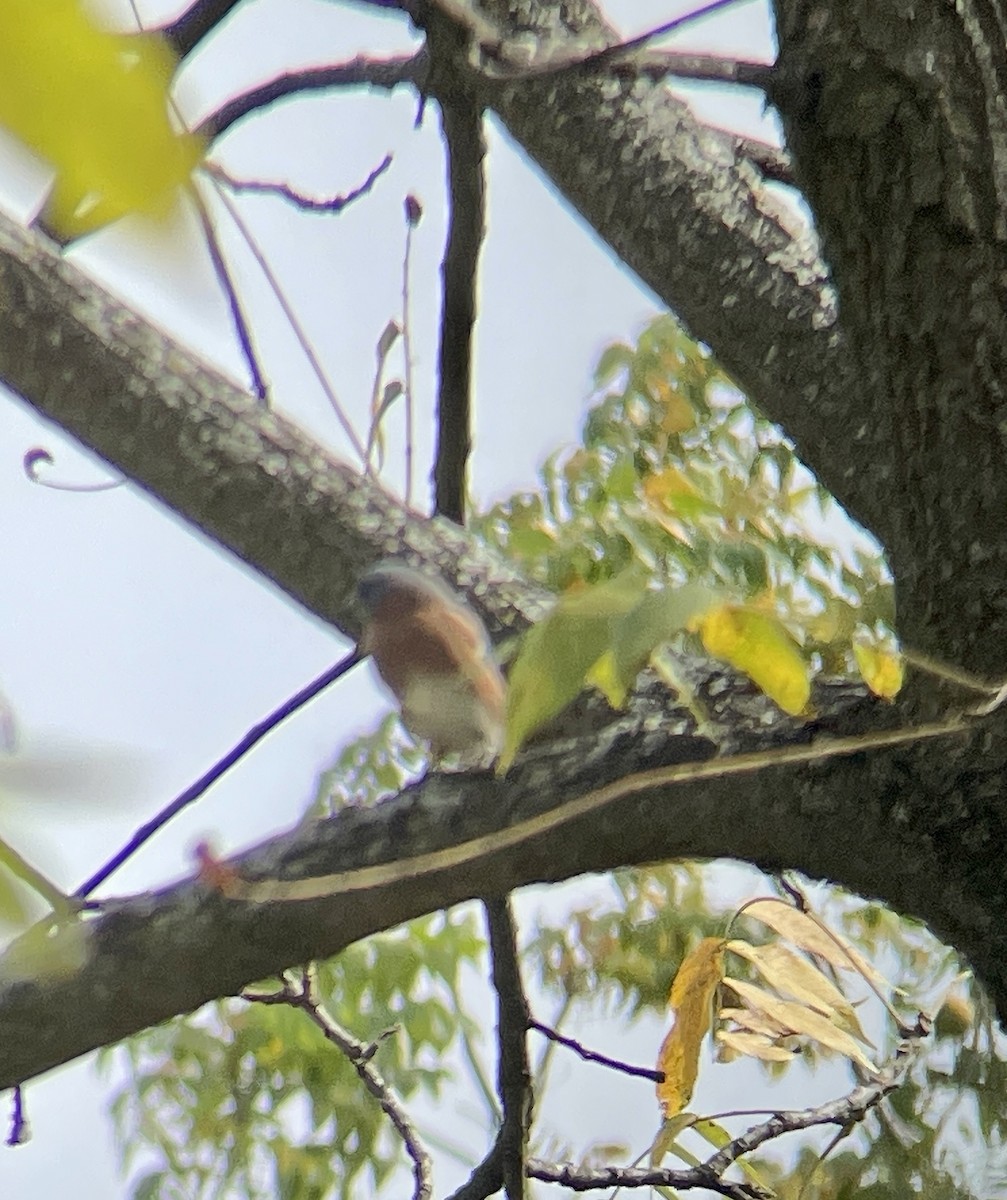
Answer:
[
  {"xmin": 402, "ymin": 196, "xmax": 423, "ymax": 507},
  {"xmin": 530, "ymin": 994, "xmax": 572, "ymax": 1099},
  {"xmin": 445, "ymin": 1143, "xmax": 503, "ymax": 1200},
  {"xmin": 191, "ymin": 181, "xmax": 269, "ymax": 401},
  {"xmin": 203, "ymin": 180, "xmax": 368, "ymax": 461},
  {"xmin": 445, "ymin": 897, "xmax": 533, "ymax": 1200},
  {"xmin": 200, "ymin": 53, "xmax": 426, "ymax": 141},
  {"xmin": 125, "ymin": 0, "xmax": 270, "ymax": 402},
  {"xmin": 485, "ymin": 896, "xmax": 532, "ymax": 1200},
  {"xmin": 433, "ymin": 95, "xmax": 485, "ymax": 523},
  {"xmin": 795, "ymin": 1123, "xmax": 855, "ymax": 1200},
  {"xmin": 520, "ymin": 0, "xmax": 756, "ymax": 80},
  {"xmin": 6, "ymin": 1085, "xmax": 28, "ymax": 1146},
  {"xmin": 527, "ymin": 1037, "xmax": 924, "ymax": 1196},
  {"xmin": 528, "ymin": 1019, "xmax": 663, "ymax": 1083},
  {"xmin": 443, "ymin": 966, "xmax": 501, "ymax": 1128},
  {"xmin": 74, "ymin": 649, "xmax": 361, "ymax": 898},
  {"xmin": 204, "ymin": 154, "xmax": 392, "ymax": 212},
  {"xmin": 701, "ymin": 1021, "xmax": 927, "ymax": 1177},
  {"xmin": 249, "ymin": 967, "xmax": 433, "ymax": 1200},
  {"xmin": 162, "ymin": 0, "xmax": 243, "ymax": 57},
  {"xmin": 619, "ymin": 49, "xmax": 773, "ymax": 89}
]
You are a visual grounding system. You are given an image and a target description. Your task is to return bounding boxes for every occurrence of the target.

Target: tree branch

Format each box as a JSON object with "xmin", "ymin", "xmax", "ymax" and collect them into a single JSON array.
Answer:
[
  {"xmin": 431, "ymin": 91, "xmax": 485, "ymax": 523},
  {"xmin": 470, "ymin": 0, "xmax": 881, "ymax": 553},
  {"xmin": 0, "ymin": 210, "xmax": 544, "ymax": 645},
  {"xmin": 163, "ymin": 0, "xmax": 246, "ymax": 58},
  {"xmin": 616, "ymin": 50, "xmax": 774, "ymax": 89},
  {"xmin": 703, "ymin": 1019, "xmax": 924, "ymax": 1176},
  {"xmin": 528, "ymin": 1019, "xmax": 663, "ymax": 1083},
  {"xmin": 247, "ymin": 967, "xmax": 433, "ymax": 1200},
  {"xmin": 527, "ymin": 1021, "xmax": 926, "ymax": 1195},
  {"xmin": 526, "ymin": 1158, "xmax": 768, "ymax": 1198},
  {"xmin": 191, "ymin": 1, "xmax": 869, "ymax": 556},
  {"xmin": 0, "ymin": 667, "xmax": 999, "ymax": 1091},
  {"xmin": 201, "ymin": 54, "xmax": 426, "ymax": 142},
  {"xmin": 74, "ymin": 650, "xmax": 362, "ymax": 899},
  {"xmin": 485, "ymin": 896, "xmax": 531, "ymax": 1200}
]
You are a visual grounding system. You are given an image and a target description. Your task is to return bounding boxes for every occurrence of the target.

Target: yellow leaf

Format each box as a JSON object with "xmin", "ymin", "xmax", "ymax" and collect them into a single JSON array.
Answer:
[
  {"xmin": 661, "ymin": 392, "xmax": 695, "ymax": 435},
  {"xmin": 642, "ymin": 467, "xmax": 699, "ymax": 509},
  {"xmin": 715, "ymin": 1029, "xmax": 796, "ymax": 1063},
  {"xmin": 725, "ymin": 939, "xmax": 872, "ymax": 1045},
  {"xmin": 698, "ymin": 605, "xmax": 810, "ymax": 716},
  {"xmin": 854, "ymin": 641, "xmax": 904, "ymax": 700},
  {"xmin": 0, "ymin": 0, "xmax": 203, "ymax": 236},
  {"xmin": 656, "ymin": 937, "xmax": 725, "ymax": 1117},
  {"xmin": 585, "ymin": 649, "xmax": 624, "ymax": 708},
  {"xmin": 718, "ymin": 1006, "xmax": 789, "ymax": 1039},
  {"xmin": 723, "ymin": 977, "xmax": 878, "ymax": 1072},
  {"xmin": 740, "ymin": 898, "xmax": 892, "ymax": 997}
]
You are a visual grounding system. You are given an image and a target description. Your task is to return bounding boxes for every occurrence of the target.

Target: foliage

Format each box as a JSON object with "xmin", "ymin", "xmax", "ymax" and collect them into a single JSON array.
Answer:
[
  {"xmin": 101, "ymin": 908, "xmax": 486, "ymax": 1200},
  {"xmin": 104, "ymin": 316, "xmax": 1005, "ymax": 1198},
  {"xmin": 476, "ymin": 315, "xmax": 895, "ymax": 675}
]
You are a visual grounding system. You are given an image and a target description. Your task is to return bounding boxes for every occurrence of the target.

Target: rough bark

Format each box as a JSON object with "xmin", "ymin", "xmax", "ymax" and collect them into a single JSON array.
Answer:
[
  {"xmin": 0, "ymin": 668, "xmax": 991, "ymax": 1092},
  {"xmin": 0, "ymin": 214, "xmax": 541, "ymax": 641},
  {"xmin": 1, "ymin": 0, "xmax": 1007, "ymax": 1085},
  {"xmin": 773, "ymin": 0, "xmax": 1007, "ymax": 681}
]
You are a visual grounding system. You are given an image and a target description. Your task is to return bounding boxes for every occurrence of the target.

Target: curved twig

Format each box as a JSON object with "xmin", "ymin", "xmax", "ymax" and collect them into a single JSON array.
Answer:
[
  {"xmin": 247, "ymin": 966, "xmax": 432, "ymax": 1200},
  {"xmin": 200, "ymin": 54, "xmax": 426, "ymax": 141}
]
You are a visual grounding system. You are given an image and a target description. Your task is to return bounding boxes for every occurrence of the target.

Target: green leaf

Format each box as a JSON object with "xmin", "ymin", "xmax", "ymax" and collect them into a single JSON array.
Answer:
[
  {"xmin": 500, "ymin": 572, "xmax": 648, "ymax": 768},
  {"xmin": 604, "ymin": 583, "xmax": 720, "ymax": 705},
  {"xmin": 593, "ymin": 342, "xmax": 635, "ymax": 385}
]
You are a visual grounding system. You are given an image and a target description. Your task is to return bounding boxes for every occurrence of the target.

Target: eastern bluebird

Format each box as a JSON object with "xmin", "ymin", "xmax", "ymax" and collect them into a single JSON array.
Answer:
[{"xmin": 357, "ymin": 562, "xmax": 507, "ymax": 763}]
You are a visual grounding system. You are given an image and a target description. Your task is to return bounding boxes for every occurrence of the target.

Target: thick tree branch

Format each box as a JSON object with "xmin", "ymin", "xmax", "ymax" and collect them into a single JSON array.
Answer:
[
  {"xmin": 4, "ymin": 0, "xmax": 1007, "ymax": 1127},
  {"xmin": 472, "ymin": 0, "xmax": 871, "ymax": 540},
  {"xmin": 771, "ymin": 0, "xmax": 1007, "ymax": 679},
  {"xmin": 0, "ymin": 211, "xmax": 542, "ymax": 644},
  {"xmin": 0, "ymin": 665, "xmax": 1003, "ymax": 1090}
]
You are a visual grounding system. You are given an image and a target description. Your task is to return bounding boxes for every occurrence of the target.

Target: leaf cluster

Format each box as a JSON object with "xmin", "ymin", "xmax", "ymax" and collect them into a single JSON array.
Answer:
[
  {"xmin": 477, "ymin": 314, "xmax": 894, "ymax": 675},
  {"xmin": 102, "ymin": 909, "xmax": 484, "ymax": 1200}
]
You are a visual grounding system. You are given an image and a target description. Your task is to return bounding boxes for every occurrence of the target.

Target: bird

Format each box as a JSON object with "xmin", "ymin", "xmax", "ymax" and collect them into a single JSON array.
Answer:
[{"xmin": 356, "ymin": 562, "xmax": 507, "ymax": 764}]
